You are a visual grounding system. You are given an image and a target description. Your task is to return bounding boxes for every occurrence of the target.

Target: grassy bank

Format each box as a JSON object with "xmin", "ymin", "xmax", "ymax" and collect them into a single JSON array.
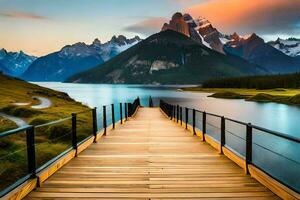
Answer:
[
  {"xmin": 182, "ymin": 87, "xmax": 300, "ymax": 105},
  {"xmin": 0, "ymin": 74, "xmax": 93, "ymax": 191},
  {"xmin": 0, "ymin": 116, "xmax": 18, "ymax": 133}
]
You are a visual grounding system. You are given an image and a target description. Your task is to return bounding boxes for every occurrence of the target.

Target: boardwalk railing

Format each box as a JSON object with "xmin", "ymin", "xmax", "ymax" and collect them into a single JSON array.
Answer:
[
  {"xmin": 160, "ymin": 100, "xmax": 300, "ymax": 196},
  {"xmin": 0, "ymin": 98, "xmax": 140, "ymax": 198}
]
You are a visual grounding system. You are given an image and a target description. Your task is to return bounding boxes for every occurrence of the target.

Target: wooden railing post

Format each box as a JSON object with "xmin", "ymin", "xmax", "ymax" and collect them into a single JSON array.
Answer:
[
  {"xmin": 193, "ymin": 109, "xmax": 196, "ymax": 135},
  {"xmin": 111, "ymin": 104, "xmax": 115, "ymax": 129},
  {"xmin": 26, "ymin": 126, "xmax": 36, "ymax": 178},
  {"xmin": 246, "ymin": 123, "xmax": 253, "ymax": 174},
  {"xmin": 221, "ymin": 116, "xmax": 226, "ymax": 154},
  {"xmin": 176, "ymin": 105, "xmax": 179, "ymax": 123},
  {"xmin": 185, "ymin": 107, "xmax": 188, "ymax": 129},
  {"xmin": 120, "ymin": 103, "xmax": 123, "ymax": 124},
  {"xmin": 202, "ymin": 112, "xmax": 206, "ymax": 141},
  {"xmin": 92, "ymin": 107, "xmax": 97, "ymax": 142},
  {"xmin": 71, "ymin": 113, "xmax": 78, "ymax": 154},
  {"xmin": 103, "ymin": 106, "xmax": 107, "ymax": 135}
]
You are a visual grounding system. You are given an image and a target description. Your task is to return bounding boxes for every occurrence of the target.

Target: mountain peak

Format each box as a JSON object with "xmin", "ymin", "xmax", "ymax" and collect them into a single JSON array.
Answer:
[
  {"xmin": 161, "ymin": 12, "xmax": 190, "ymax": 37},
  {"xmin": 110, "ymin": 35, "xmax": 128, "ymax": 45},
  {"xmin": 92, "ymin": 38, "xmax": 101, "ymax": 46},
  {"xmin": 268, "ymin": 37, "xmax": 300, "ymax": 57}
]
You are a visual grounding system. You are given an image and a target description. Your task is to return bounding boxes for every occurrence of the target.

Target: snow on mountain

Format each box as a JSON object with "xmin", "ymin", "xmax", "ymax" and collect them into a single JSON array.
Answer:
[
  {"xmin": 268, "ymin": 38, "xmax": 300, "ymax": 57},
  {"xmin": 0, "ymin": 48, "xmax": 37, "ymax": 77},
  {"xmin": 99, "ymin": 35, "xmax": 141, "ymax": 61},
  {"xmin": 22, "ymin": 35, "xmax": 141, "ymax": 81}
]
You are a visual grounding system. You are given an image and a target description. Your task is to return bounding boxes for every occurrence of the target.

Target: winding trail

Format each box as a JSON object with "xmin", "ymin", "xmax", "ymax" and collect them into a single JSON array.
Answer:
[
  {"xmin": 0, "ymin": 96, "xmax": 52, "ymax": 128},
  {"xmin": 0, "ymin": 112, "xmax": 28, "ymax": 127},
  {"xmin": 31, "ymin": 96, "xmax": 52, "ymax": 109}
]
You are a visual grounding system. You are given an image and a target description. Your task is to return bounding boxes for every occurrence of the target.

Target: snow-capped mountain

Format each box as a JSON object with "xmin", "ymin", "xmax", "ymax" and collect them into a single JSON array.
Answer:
[
  {"xmin": 223, "ymin": 33, "xmax": 300, "ymax": 73},
  {"xmin": 162, "ymin": 13, "xmax": 236, "ymax": 54},
  {"xmin": 67, "ymin": 30, "xmax": 266, "ymax": 84},
  {"xmin": 161, "ymin": 12, "xmax": 300, "ymax": 74},
  {"xmin": 0, "ymin": 48, "xmax": 37, "ymax": 77},
  {"xmin": 22, "ymin": 35, "xmax": 141, "ymax": 81},
  {"xmin": 268, "ymin": 38, "xmax": 300, "ymax": 57}
]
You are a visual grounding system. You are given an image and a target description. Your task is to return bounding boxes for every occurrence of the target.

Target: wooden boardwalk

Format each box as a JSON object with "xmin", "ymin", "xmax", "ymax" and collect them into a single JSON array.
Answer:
[{"xmin": 26, "ymin": 108, "xmax": 279, "ymax": 199}]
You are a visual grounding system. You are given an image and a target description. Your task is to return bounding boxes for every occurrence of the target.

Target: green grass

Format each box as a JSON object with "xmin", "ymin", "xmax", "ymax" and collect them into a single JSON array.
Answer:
[
  {"xmin": 182, "ymin": 87, "xmax": 300, "ymax": 105},
  {"xmin": 0, "ymin": 117, "xmax": 18, "ymax": 133},
  {"xmin": 0, "ymin": 74, "xmax": 94, "ymax": 191},
  {"xmin": 208, "ymin": 92, "xmax": 245, "ymax": 99}
]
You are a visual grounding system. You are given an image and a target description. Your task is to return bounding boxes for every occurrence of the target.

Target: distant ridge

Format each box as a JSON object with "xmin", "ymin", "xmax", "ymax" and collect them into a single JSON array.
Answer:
[
  {"xmin": 22, "ymin": 35, "xmax": 141, "ymax": 82},
  {"xmin": 66, "ymin": 30, "xmax": 267, "ymax": 84}
]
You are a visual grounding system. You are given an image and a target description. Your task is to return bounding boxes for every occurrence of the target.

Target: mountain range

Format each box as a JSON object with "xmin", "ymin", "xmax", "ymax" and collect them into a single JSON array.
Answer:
[
  {"xmin": 21, "ymin": 35, "xmax": 141, "ymax": 81},
  {"xmin": 268, "ymin": 38, "xmax": 300, "ymax": 57},
  {"xmin": 166, "ymin": 13, "xmax": 300, "ymax": 74},
  {"xmin": 0, "ymin": 49, "xmax": 37, "ymax": 77},
  {"xmin": 66, "ymin": 12, "xmax": 300, "ymax": 84},
  {"xmin": 66, "ymin": 30, "xmax": 266, "ymax": 84},
  {"xmin": 2, "ymin": 12, "xmax": 300, "ymax": 84}
]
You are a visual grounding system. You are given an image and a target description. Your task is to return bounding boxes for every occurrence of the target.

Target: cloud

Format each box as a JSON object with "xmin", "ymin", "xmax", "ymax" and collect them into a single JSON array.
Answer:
[
  {"xmin": 0, "ymin": 11, "xmax": 48, "ymax": 20},
  {"xmin": 185, "ymin": 0, "xmax": 300, "ymax": 36},
  {"xmin": 124, "ymin": 17, "xmax": 168, "ymax": 36}
]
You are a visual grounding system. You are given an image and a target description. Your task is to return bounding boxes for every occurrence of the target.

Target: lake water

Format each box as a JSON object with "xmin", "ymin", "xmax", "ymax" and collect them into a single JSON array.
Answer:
[
  {"xmin": 35, "ymin": 82, "xmax": 300, "ymax": 192},
  {"xmin": 36, "ymin": 82, "xmax": 300, "ymax": 138}
]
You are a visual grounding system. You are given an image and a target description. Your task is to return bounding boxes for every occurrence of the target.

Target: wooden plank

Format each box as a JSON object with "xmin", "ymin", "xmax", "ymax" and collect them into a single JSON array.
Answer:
[
  {"xmin": 222, "ymin": 147, "xmax": 247, "ymax": 173},
  {"xmin": 4, "ymin": 179, "xmax": 37, "ymax": 200},
  {"xmin": 38, "ymin": 150, "xmax": 76, "ymax": 184},
  {"xmin": 77, "ymin": 137, "xmax": 94, "ymax": 154},
  {"xmin": 249, "ymin": 165, "xmax": 300, "ymax": 200},
  {"xmin": 24, "ymin": 108, "xmax": 281, "ymax": 199},
  {"xmin": 204, "ymin": 134, "xmax": 222, "ymax": 153}
]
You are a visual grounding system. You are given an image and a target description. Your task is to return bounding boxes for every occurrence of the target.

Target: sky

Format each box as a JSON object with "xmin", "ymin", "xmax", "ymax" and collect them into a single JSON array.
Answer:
[{"xmin": 0, "ymin": 0, "xmax": 299, "ymax": 56}]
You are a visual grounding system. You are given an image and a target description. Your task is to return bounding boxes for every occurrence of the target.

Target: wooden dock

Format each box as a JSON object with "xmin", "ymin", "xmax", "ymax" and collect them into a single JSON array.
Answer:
[{"xmin": 25, "ymin": 108, "xmax": 279, "ymax": 199}]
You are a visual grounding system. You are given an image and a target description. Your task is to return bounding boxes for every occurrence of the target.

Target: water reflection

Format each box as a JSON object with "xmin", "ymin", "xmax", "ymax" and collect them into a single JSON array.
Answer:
[{"xmin": 35, "ymin": 82, "xmax": 300, "ymax": 138}]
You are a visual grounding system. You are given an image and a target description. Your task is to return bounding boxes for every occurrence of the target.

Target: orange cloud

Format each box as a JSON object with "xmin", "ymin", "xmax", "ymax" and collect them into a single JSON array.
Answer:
[
  {"xmin": 185, "ymin": 0, "xmax": 300, "ymax": 35},
  {"xmin": 124, "ymin": 17, "xmax": 168, "ymax": 36},
  {"xmin": 0, "ymin": 11, "xmax": 48, "ymax": 20}
]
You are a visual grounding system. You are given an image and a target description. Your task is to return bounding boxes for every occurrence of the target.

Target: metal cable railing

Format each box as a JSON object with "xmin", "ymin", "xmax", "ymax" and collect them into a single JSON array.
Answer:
[
  {"xmin": 0, "ymin": 97, "xmax": 140, "ymax": 198},
  {"xmin": 159, "ymin": 99, "xmax": 300, "ymax": 193}
]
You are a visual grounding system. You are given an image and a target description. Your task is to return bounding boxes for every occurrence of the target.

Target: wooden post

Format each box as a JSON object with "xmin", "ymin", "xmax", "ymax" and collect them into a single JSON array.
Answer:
[
  {"xmin": 26, "ymin": 126, "xmax": 36, "ymax": 178},
  {"xmin": 120, "ymin": 103, "xmax": 123, "ymax": 124},
  {"xmin": 246, "ymin": 123, "xmax": 253, "ymax": 174},
  {"xmin": 111, "ymin": 104, "xmax": 115, "ymax": 129},
  {"xmin": 71, "ymin": 113, "xmax": 78, "ymax": 154},
  {"xmin": 221, "ymin": 116, "xmax": 226, "ymax": 154},
  {"xmin": 103, "ymin": 106, "xmax": 107, "ymax": 135},
  {"xmin": 92, "ymin": 107, "xmax": 97, "ymax": 142},
  {"xmin": 193, "ymin": 109, "xmax": 196, "ymax": 135},
  {"xmin": 185, "ymin": 107, "xmax": 188, "ymax": 129},
  {"xmin": 202, "ymin": 112, "xmax": 206, "ymax": 142}
]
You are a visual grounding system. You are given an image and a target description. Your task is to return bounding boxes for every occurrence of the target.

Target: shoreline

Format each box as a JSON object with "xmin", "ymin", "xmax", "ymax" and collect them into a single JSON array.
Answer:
[{"xmin": 181, "ymin": 87, "xmax": 300, "ymax": 106}]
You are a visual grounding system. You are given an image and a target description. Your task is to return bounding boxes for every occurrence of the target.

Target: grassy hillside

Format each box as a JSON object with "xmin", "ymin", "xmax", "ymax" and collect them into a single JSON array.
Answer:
[
  {"xmin": 0, "ymin": 73, "xmax": 93, "ymax": 191},
  {"xmin": 67, "ymin": 30, "xmax": 267, "ymax": 84},
  {"xmin": 0, "ymin": 73, "xmax": 90, "ymax": 127}
]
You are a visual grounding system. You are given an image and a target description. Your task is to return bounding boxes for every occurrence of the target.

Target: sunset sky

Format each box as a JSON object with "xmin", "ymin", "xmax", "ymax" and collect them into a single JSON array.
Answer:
[{"xmin": 1, "ymin": 0, "xmax": 300, "ymax": 56}]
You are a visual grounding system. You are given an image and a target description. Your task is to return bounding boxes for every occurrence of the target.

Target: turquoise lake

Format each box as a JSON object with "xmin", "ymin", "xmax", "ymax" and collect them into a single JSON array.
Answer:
[
  {"xmin": 34, "ymin": 82, "xmax": 300, "ymax": 192},
  {"xmin": 36, "ymin": 82, "xmax": 300, "ymax": 138}
]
